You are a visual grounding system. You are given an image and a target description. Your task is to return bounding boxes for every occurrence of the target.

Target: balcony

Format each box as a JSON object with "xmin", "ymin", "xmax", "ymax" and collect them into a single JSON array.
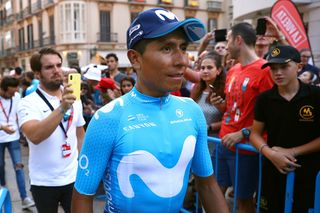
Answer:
[
  {"xmin": 4, "ymin": 47, "xmax": 17, "ymax": 56},
  {"xmin": 22, "ymin": 6, "xmax": 32, "ymax": 18},
  {"xmin": 32, "ymin": 0, "xmax": 42, "ymax": 13},
  {"xmin": 207, "ymin": 1, "xmax": 222, "ymax": 12},
  {"xmin": 3, "ymin": 14, "xmax": 15, "ymax": 25},
  {"xmin": 42, "ymin": 0, "xmax": 54, "ymax": 8},
  {"xmin": 33, "ymin": 39, "xmax": 43, "ymax": 49},
  {"xmin": 97, "ymin": 32, "xmax": 118, "ymax": 43},
  {"xmin": 43, "ymin": 36, "xmax": 55, "ymax": 46}
]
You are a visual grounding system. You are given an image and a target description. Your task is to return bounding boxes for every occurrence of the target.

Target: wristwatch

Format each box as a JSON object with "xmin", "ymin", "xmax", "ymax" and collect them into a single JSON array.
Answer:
[{"xmin": 241, "ymin": 128, "xmax": 251, "ymax": 139}]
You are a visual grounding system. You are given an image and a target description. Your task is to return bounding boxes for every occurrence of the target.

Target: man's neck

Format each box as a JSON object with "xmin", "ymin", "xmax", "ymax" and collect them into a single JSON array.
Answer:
[
  {"xmin": 239, "ymin": 46, "xmax": 260, "ymax": 66},
  {"xmin": 39, "ymin": 84, "xmax": 62, "ymax": 98},
  {"xmin": 278, "ymin": 79, "xmax": 300, "ymax": 101},
  {"xmin": 110, "ymin": 69, "xmax": 119, "ymax": 77}
]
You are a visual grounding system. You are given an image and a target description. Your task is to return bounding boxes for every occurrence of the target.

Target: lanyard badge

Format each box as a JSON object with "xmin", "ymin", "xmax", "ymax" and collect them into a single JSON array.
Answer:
[{"xmin": 61, "ymin": 143, "xmax": 71, "ymax": 158}]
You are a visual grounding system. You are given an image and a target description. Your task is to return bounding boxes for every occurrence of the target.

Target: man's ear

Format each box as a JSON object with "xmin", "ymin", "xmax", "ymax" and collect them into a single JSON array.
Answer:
[
  {"xmin": 235, "ymin": 35, "xmax": 242, "ymax": 46},
  {"xmin": 34, "ymin": 71, "xmax": 40, "ymax": 79},
  {"xmin": 127, "ymin": 49, "xmax": 141, "ymax": 72}
]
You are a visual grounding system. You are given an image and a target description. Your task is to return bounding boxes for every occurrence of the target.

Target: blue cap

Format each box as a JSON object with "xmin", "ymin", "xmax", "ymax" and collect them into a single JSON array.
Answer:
[{"xmin": 127, "ymin": 8, "xmax": 206, "ymax": 49}]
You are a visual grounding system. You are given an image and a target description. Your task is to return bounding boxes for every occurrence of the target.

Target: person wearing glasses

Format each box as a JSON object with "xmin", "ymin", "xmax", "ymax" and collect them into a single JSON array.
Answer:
[{"xmin": 298, "ymin": 48, "xmax": 319, "ymax": 81}]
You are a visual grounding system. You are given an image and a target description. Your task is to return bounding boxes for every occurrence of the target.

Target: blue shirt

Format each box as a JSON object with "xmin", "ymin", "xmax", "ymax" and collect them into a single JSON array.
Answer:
[{"xmin": 75, "ymin": 87, "xmax": 213, "ymax": 213}]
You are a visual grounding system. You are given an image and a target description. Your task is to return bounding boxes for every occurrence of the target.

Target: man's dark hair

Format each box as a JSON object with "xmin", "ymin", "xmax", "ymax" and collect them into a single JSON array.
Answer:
[
  {"xmin": 0, "ymin": 76, "xmax": 20, "ymax": 91},
  {"xmin": 106, "ymin": 53, "xmax": 119, "ymax": 62},
  {"xmin": 14, "ymin": 67, "xmax": 23, "ymax": 75},
  {"xmin": 30, "ymin": 48, "xmax": 63, "ymax": 72},
  {"xmin": 131, "ymin": 39, "xmax": 155, "ymax": 55},
  {"xmin": 231, "ymin": 22, "xmax": 256, "ymax": 47}
]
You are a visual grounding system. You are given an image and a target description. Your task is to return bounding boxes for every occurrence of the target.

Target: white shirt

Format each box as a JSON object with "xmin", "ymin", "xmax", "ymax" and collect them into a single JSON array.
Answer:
[
  {"xmin": 0, "ymin": 92, "xmax": 20, "ymax": 143},
  {"xmin": 17, "ymin": 87, "xmax": 85, "ymax": 186}
]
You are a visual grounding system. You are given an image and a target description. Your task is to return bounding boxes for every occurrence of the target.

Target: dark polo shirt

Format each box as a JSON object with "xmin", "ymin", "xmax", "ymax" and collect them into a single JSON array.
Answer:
[{"xmin": 254, "ymin": 80, "xmax": 320, "ymax": 212}]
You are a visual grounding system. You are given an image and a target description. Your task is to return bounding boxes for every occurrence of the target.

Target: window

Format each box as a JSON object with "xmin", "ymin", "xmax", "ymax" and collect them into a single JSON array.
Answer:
[
  {"xmin": 208, "ymin": 18, "xmax": 217, "ymax": 33},
  {"xmin": 100, "ymin": 11, "xmax": 111, "ymax": 42},
  {"xmin": 18, "ymin": 28, "xmax": 25, "ymax": 50},
  {"xmin": 59, "ymin": 2, "xmax": 86, "ymax": 43},
  {"xmin": 38, "ymin": 19, "xmax": 43, "ymax": 47},
  {"xmin": 159, "ymin": 0, "xmax": 172, "ymax": 4},
  {"xmin": 27, "ymin": 24, "xmax": 33, "ymax": 49},
  {"xmin": 185, "ymin": 0, "xmax": 199, "ymax": 7}
]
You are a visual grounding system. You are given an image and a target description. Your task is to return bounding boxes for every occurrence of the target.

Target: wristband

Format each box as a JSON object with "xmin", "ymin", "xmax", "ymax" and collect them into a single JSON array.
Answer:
[
  {"xmin": 259, "ymin": 144, "xmax": 269, "ymax": 153},
  {"xmin": 59, "ymin": 105, "xmax": 66, "ymax": 114}
]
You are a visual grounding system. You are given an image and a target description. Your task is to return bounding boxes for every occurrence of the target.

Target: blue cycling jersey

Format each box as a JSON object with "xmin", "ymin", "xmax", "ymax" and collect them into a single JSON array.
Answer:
[{"xmin": 75, "ymin": 87, "xmax": 213, "ymax": 213}]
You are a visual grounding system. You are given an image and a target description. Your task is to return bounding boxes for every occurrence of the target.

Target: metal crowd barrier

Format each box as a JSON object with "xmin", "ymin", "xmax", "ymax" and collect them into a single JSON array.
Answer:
[
  {"xmin": 181, "ymin": 136, "xmax": 295, "ymax": 213},
  {"xmin": 0, "ymin": 187, "xmax": 12, "ymax": 213},
  {"xmin": 309, "ymin": 171, "xmax": 320, "ymax": 213}
]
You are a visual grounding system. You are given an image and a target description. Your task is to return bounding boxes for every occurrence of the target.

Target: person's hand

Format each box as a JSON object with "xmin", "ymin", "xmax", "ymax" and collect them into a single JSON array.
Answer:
[
  {"xmin": 1, "ymin": 124, "xmax": 15, "ymax": 134},
  {"xmin": 272, "ymin": 146, "xmax": 297, "ymax": 157},
  {"xmin": 268, "ymin": 148, "xmax": 301, "ymax": 174},
  {"xmin": 60, "ymin": 83, "xmax": 76, "ymax": 112},
  {"xmin": 209, "ymin": 92, "xmax": 225, "ymax": 113},
  {"xmin": 221, "ymin": 131, "xmax": 243, "ymax": 148},
  {"xmin": 202, "ymin": 32, "xmax": 215, "ymax": 44}
]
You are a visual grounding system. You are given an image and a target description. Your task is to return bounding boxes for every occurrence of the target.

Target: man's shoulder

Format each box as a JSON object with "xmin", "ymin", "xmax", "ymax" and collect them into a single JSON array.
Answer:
[{"xmin": 20, "ymin": 91, "xmax": 39, "ymax": 103}]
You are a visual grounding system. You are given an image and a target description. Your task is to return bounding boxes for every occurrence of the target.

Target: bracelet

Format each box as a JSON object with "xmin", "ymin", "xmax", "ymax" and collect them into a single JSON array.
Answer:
[
  {"xmin": 259, "ymin": 144, "xmax": 269, "ymax": 153},
  {"xmin": 58, "ymin": 105, "xmax": 66, "ymax": 114}
]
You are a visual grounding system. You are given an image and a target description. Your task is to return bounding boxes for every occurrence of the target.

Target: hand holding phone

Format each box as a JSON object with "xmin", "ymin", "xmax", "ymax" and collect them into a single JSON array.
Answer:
[{"xmin": 68, "ymin": 73, "xmax": 81, "ymax": 100}]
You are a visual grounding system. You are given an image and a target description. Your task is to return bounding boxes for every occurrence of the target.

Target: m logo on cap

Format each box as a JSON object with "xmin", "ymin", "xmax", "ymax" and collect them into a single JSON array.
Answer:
[
  {"xmin": 155, "ymin": 9, "xmax": 178, "ymax": 21},
  {"xmin": 271, "ymin": 48, "xmax": 281, "ymax": 57}
]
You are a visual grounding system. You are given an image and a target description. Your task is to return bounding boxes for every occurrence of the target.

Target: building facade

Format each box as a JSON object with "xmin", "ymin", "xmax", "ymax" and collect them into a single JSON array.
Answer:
[
  {"xmin": 232, "ymin": 0, "xmax": 320, "ymax": 67},
  {"xmin": 0, "ymin": 0, "xmax": 231, "ymax": 73}
]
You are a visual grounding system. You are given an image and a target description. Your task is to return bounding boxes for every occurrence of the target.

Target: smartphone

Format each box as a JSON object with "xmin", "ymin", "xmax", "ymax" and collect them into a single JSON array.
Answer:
[
  {"xmin": 256, "ymin": 18, "xmax": 267, "ymax": 35},
  {"xmin": 209, "ymin": 84, "xmax": 216, "ymax": 95},
  {"xmin": 68, "ymin": 73, "xmax": 81, "ymax": 100},
  {"xmin": 214, "ymin": 29, "xmax": 227, "ymax": 42}
]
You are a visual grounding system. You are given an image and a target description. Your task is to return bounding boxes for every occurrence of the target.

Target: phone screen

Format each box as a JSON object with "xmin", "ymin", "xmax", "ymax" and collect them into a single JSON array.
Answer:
[
  {"xmin": 68, "ymin": 73, "xmax": 81, "ymax": 100},
  {"xmin": 256, "ymin": 18, "xmax": 267, "ymax": 35},
  {"xmin": 214, "ymin": 29, "xmax": 227, "ymax": 42}
]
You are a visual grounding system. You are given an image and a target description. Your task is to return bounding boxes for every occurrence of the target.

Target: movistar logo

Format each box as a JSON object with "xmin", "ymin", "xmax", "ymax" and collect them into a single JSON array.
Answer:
[
  {"xmin": 117, "ymin": 135, "xmax": 196, "ymax": 198},
  {"xmin": 155, "ymin": 9, "xmax": 178, "ymax": 21}
]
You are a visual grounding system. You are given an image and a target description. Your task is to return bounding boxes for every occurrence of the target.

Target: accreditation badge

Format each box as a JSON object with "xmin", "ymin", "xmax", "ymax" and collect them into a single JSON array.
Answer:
[{"xmin": 62, "ymin": 143, "xmax": 71, "ymax": 158}]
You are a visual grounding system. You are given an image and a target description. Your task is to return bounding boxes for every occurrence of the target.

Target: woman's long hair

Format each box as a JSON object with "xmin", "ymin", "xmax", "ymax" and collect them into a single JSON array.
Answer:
[{"xmin": 190, "ymin": 52, "xmax": 226, "ymax": 103}]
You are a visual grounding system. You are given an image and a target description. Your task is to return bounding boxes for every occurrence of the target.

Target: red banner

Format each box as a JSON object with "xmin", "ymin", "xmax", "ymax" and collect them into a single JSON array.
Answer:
[{"xmin": 271, "ymin": 0, "xmax": 310, "ymax": 51}]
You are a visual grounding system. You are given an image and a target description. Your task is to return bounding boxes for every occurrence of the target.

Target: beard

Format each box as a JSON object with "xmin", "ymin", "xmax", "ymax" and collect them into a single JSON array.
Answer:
[{"xmin": 40, "ymin": 74, "xmax": 63, "ymax": 91}]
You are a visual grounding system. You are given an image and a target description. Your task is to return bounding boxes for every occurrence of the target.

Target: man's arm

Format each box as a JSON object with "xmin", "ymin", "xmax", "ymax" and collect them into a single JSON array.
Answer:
[
  {"xmin": 21, "ymin": 108, "xmax": 65, "ymax": 144},
  {"xmin": 195, "ymin": 175, "xmax": 229, "ymax": 213},
  {"xmin": 76, "ymin": 126, "xmax": 85, "ymax": 153},
  {"xmin": 71, "ymin": 189, "xmax": 94, "ymax": 213},
  {"xmin": 20, "ymin": 85, "xmax": 75, "ymax": 144}
]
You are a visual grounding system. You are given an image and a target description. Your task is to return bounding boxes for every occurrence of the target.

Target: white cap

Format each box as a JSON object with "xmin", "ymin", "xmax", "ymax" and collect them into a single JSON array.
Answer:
[{"xmin": 83, "ymin": 65, "xmax": 102, "ymax": 81}]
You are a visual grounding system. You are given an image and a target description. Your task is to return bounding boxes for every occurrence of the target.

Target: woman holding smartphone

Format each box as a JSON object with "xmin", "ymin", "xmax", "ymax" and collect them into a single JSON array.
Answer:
[{"xmin": 190, "ymin": 52, "xmax": 226, "ymax": 137}]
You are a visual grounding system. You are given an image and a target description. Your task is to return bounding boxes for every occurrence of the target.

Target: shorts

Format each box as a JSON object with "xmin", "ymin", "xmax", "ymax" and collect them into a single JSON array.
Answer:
[{"xmin": 212, "ymin": 144, "xmax": 259, "ymax": 199}]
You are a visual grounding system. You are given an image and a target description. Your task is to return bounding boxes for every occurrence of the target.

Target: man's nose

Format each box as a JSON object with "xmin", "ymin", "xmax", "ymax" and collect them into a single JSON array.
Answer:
[{"xmin": 173, "ymin": 51, "xmax": 188, "ymax": 67}]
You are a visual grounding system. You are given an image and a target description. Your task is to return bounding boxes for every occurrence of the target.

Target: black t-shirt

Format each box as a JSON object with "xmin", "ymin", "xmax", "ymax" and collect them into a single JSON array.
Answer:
[{"xmin": 254, "ymin": 81, "xmax": 320, "ymax": 212}]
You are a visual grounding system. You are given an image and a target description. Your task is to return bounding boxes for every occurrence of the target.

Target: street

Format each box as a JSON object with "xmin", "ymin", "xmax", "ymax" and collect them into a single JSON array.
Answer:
[{"xmin": 3, "ymin": 143, "xmax": 105, "ymax": 213}]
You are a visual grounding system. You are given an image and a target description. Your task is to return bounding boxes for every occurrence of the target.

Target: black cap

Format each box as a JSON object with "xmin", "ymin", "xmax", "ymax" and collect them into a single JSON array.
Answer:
[{"xmin": 261, "ymin": 45, "xmax": 301, "ymax": 69}]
